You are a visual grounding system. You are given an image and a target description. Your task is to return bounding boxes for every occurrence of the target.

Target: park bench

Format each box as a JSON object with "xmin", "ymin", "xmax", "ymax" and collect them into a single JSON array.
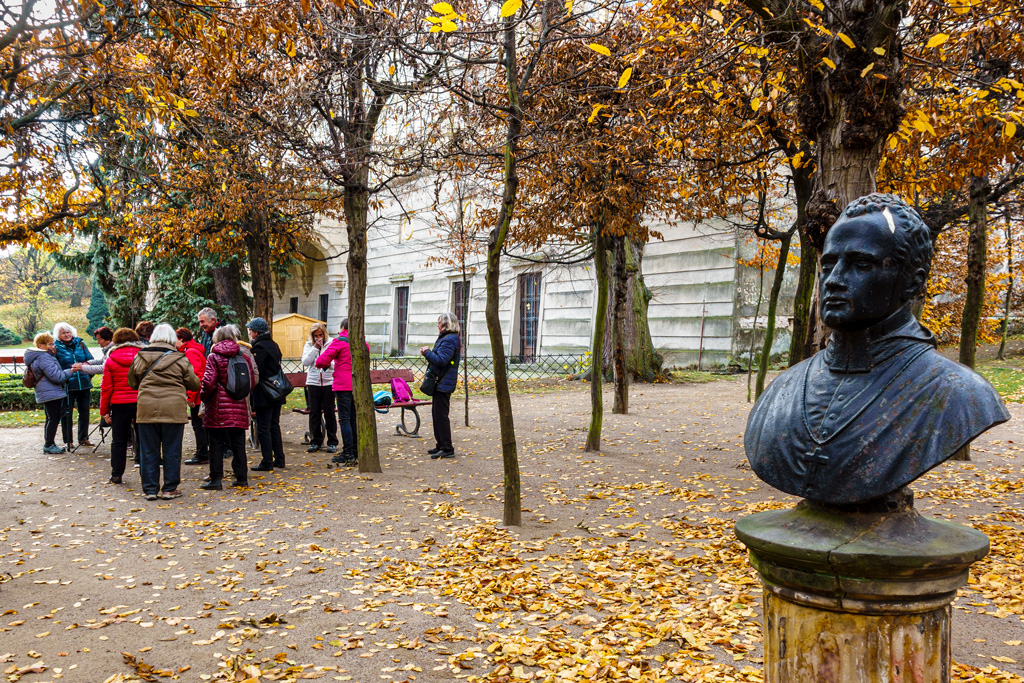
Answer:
[{"xmin": 285, "ymin": 367, "xmax": 431, "ymax": 438}]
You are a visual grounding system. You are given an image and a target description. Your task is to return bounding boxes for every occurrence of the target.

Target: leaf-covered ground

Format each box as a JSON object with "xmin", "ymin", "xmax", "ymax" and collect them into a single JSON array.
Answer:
[{"xmin": 0, "ymin": 377, "xmax": 1022, "ymax": 682}]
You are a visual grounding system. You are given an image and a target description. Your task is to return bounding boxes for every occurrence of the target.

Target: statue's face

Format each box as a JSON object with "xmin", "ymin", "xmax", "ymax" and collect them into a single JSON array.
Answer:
[{"xmin": 820, "ymin": 212, "xmax": 909, "ymax": 331}]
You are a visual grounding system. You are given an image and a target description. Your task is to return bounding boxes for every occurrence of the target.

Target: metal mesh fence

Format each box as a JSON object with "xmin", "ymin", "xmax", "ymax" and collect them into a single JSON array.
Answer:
[
  {"xmin": 282, "ymin": 354, "xmax": 591, "ymax": 381},
  {"xmin": 1, "ymin": 354, "xmax": 591, "ymax": 381}
]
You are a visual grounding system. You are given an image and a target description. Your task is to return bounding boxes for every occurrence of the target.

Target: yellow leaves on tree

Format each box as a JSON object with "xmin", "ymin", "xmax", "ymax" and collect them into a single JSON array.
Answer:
[{"xmin": 499, "ymin": 0, "xmax": 522, "ymax": 17}]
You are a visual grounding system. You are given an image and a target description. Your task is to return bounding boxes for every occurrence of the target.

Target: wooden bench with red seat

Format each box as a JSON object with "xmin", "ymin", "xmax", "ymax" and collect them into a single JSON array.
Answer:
[{"xmin": 285, "ymin": 368, "xmax": 430, "ymax": 437}]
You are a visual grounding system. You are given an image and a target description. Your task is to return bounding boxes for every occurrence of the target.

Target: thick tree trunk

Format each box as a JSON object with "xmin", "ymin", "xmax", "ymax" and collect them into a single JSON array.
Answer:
[
  {"xmin": 806, "ymin": 146, "xmax": 880, "ymax": 352},
  {"xmin": 345, "ymin": 182, "xmax": 382, "ymax": 473},
  {"xmin": 756, "ymin": 234, "xmax": 792, "ymax": 399},
  {"xmin": 788, "ymin": 238, "xmax": 816, "ymax": 366},
  {"xmin": 959, "ymin": 174, "xmax": 990, "ymax": 370},
  {"xmin": 489, "ymin": 15, "xmax": 523, "ymax": 527},
  {"xmin": 244, "ymin": 218, "xmax": 275, "ymax": 333},
  {"xmin": 998, "ymin": 207, "xmax": 1013, "ymax": 361},
  {"xmin": 817, "ymin": 147, "xmax": 883, "ymax": 211},
  {"xmin": 108, "ymin": 254, "xmax": 150, "ymax": 328},
  {"xmin": 586, "ymin": 232, "xmax": 609, "ymax": 452},
  {"xmin": 212, "ymin": 263, "xmax": 251, "ymax": 323},
  {"xmin": 69, "ymin": 274, "xmax": 87, "ymax": 308},
  {"xmin": 798, "ymin": 2, "xmax": 904, "ymax": 350},
  {"xmin": 601, "ymin": 238, "xmax": 661, "ymax": 381},
  {"xmin": 611, "ymin": 236, "xmax": 629, "ymax": 414}
]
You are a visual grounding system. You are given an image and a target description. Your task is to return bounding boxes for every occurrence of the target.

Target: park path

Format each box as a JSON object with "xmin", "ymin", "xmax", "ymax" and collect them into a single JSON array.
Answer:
[{"xmin": 0, "ymin": 378, "xmax": 1022, "ymax": 682}]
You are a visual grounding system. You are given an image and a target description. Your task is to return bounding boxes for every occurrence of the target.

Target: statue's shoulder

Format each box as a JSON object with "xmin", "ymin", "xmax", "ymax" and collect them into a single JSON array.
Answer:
[
  {"xmin": 915, "ymin": 349, "xmax": 1000, "ymax": 392},
  {"xmin": 908, "ymin": 348, "xmax": 1009, "ymax": 418}
]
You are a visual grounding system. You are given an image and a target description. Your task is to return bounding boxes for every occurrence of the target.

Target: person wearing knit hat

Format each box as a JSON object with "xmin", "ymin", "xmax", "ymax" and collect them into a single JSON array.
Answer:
[
  {"xmin": 245, "ymin": 317, "xmax": 269, "ymax": 335},
  {"xmin": 247, "ymin": 317, "xmax": 287, "ymax": 471}
]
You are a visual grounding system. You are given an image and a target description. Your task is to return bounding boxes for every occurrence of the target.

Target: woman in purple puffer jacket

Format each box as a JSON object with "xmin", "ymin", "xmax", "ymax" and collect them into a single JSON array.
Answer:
[{"xmin": 200, "ymin": 326, "xmax": 256, "ymax": 491}]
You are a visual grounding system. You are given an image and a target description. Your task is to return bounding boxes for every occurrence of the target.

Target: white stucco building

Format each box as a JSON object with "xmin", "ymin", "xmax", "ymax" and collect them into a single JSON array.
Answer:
[{"xmin": 272, "ymin": 182, "xmax": 796, "ymax": 368}]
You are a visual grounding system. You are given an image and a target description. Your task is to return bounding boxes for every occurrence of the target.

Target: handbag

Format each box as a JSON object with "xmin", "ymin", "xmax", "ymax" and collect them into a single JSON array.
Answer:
[
  {"xmin": 420, "ymin": 366, "xmax": 441, "ymax": 397},
  {"xmin": 260, "ymin": 367, "xmax": 294, "ymax": 403},
  {"xmin": 420, "ymin": 351, "xmax": 455, "ymax": 397}
]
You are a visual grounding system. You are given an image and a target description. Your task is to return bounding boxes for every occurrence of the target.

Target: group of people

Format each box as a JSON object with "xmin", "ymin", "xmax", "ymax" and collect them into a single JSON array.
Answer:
[{"xmin": 24, "ymin": 307, "xmax": 463, "ymax": 500}]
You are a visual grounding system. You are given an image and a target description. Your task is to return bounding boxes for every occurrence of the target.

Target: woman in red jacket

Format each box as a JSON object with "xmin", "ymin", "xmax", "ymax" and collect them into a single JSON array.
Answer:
[
  {"xmin": 176, "ymin": 327, "xmax": 209, "ymax": 465},
  {"xmin": 200, "ymin": 326, "xmax": 256, "ymax": 490},
  {"xmin": 100, "ymin": 328, "xmax": 143, "ymax": 484}
]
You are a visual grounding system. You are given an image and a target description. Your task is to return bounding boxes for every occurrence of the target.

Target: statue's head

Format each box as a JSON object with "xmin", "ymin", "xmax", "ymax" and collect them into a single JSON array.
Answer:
[{"xmin": 820, "ymin": 193, "xmax": 932, "ymax": 331}]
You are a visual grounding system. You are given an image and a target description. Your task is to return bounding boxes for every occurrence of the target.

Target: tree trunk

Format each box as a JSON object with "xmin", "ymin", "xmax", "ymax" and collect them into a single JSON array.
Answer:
[
  {"xmin": 462, "ymin": 269, "xmax": 470, "ymax": 428},
  {"xmin": 244, "ymin": 217, "xmax": 275, "ymax": 333},
  {"xmin": 756, "ymin": 233, "xmax": 792, "ymax": 399},
  {"xmin": 959, "ymin": 174, "xmax": 990, "ymax": 370},
  {"xmin": 69, "ymin": 274, "xmax": 87, "ymax": 308},
  {"xmin": 586, "ymin": 231, "xmax": 609, "ymax": 452},
  {"xmin": 601, "ymin": 238, "xmax": 661, "ymax": 381},
  {"xmin": 212, "ymin": 262, "xmax": 251, "ymax": 323},
  {"xmin": 488, "ymin": 14, "xmax": 523, "ymax": 527},
  {"xmin": 952, "ymin": 174, "xmax": 990, "ymax": 463},
  {"xmin": 107, "ymin": 254, "xmax": 151, "ymax": 329},
  {"xmin": 345, "ymin": 181, "xmax": 382, "ymax": 474},
  {"xmin": 611, "ymin": 236, "xmax": 629, "ymax": 414},
  {"xmin": 998, "ymin": 207, "xmax": 1013, "ymax": 361},
  {"xmin": 800, "ymin": 5, "xmax": 904, "ymax": 350},
  {"xmin": 748, "ymin": 256, "xmax": 766, "ymax": 403},
  {"xmin": 788, "ymin": 238, "xmax": 816, "ymax": 366}
]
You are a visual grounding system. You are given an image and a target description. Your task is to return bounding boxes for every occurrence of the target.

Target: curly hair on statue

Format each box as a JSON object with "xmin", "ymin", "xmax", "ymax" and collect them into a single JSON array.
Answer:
[{"xmin": 839, "ymin": 193, "xmax": 933, "ymax": 296}]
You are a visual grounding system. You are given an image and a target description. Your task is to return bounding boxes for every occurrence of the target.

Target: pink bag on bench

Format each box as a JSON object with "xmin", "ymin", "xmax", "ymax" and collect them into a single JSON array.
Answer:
[{"xmin": 390, "ymin": 377, "xmax": 413, "ymax": 403}]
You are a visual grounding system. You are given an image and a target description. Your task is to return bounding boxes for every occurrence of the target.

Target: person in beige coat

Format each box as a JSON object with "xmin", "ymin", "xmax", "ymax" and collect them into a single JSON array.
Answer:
[{"xmin": 129, "ymin": 323, "xmax": 200, "ymax": 501}]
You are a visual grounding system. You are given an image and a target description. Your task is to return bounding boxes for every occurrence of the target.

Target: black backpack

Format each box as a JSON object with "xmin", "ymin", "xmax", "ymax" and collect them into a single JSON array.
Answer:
[{"xmin": 225, "ymin": 354, "xmax": 251, "ymax": 400}]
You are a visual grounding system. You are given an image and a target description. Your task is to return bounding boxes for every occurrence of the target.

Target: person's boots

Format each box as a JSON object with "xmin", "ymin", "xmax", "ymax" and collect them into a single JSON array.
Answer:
[{"xmin": 200, "ymin": 479, "xmax": 223, "ymax": 490}]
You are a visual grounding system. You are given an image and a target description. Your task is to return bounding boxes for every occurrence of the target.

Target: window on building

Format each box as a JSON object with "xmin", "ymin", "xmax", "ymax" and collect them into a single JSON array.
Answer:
[
  {"xmin": 452, "ymin": 280, "xmax": 469, "ymax": 340},
  {"xmin": 394, "ymin": 286, "xmax": 409, "ymax": 356},
  {"xmin": 517, "ymin": 272, "xmax": 541, "ymax": 362},
  {"xmin": 318, "ymin": 294, "xmax": 329, "ymax": 323},
  {"xmin": 289, "ymin": 297, "xmax": 299, "ymax": 314}
]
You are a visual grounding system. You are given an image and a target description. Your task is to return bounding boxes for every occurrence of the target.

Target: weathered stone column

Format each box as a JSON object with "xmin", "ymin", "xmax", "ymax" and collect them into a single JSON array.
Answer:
[{"xmin": 735, "ymin": 493, "xmax": 989, "ymax": 683}]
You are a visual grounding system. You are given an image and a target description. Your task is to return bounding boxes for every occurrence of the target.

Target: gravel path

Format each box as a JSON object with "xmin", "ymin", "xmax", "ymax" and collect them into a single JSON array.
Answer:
[{"xmin": 0, "ymin": 377, "xmax": 1021, "ymax": 682}]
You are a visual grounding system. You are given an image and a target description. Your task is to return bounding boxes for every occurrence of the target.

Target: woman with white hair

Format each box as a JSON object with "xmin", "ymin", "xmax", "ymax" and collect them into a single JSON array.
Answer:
[
  {"xmin": 52, "ymin": 322, "xmax": 95, "ymax": 450},
  {"xmin": 129, "ymin": 323, "xmax": 200, "ymax": 501},
  {"xmin": 301, "ymin": 322, "xmax": 338, "ymax": 453},
  {"xmin": 419, "ymin": 312, "xmax": 461, "ymax": 460}
]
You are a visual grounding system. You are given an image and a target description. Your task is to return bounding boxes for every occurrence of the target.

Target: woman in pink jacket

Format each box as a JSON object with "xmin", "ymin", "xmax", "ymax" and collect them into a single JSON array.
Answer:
[{"xmin": 315, "ymin": 318, "xmax": 366, "ymax": 466}]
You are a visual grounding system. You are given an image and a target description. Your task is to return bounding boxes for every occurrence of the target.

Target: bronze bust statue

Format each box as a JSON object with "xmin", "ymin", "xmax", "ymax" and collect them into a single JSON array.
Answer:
[{"xmin": 745, "ymin": 193, "xmax": 1010, "ymax": 505}]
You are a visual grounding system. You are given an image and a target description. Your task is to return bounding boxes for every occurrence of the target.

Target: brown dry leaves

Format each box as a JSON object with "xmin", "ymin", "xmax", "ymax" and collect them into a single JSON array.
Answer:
[{"xmin": 2, "ymin": 385, "xmax": 1023, "ymax": 682}]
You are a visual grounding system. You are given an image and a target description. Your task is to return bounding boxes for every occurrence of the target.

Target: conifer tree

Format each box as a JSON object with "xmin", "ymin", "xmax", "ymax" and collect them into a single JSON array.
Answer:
[{"xmin": 85, "ymin": 279, "xmax": 109, "ymax": 335}]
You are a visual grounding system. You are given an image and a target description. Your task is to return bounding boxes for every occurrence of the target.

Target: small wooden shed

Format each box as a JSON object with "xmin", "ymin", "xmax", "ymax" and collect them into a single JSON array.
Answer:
[{"xmin": 273, "ymin": 313, "xmax": 322, "ymax": 359}]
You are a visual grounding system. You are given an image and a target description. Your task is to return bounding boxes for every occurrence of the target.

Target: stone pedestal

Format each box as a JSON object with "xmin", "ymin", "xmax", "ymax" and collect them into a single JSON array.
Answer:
[{"xmin": 735, "ymin": 499, "xmax": 989, "ymax": 683}]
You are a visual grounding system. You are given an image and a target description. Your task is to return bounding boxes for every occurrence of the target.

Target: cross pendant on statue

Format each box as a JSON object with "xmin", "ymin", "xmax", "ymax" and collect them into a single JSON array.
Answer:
[{"xmin": 798, "ymin": 447, "xmax": 830, "ymax": 498}]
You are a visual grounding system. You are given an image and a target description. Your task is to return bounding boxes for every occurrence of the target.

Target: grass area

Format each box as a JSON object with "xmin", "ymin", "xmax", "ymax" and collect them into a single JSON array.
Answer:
[
  {"xmin": 667, "ymin": 369, "xmax": 730, "ymax": 384},
  {"xmin": 0, "ymin": 407, "xmax": 101, "ymax": 429},
  {"xmin": 978, "ymin": 359, "xmax": 1024, "ymax": 402}
]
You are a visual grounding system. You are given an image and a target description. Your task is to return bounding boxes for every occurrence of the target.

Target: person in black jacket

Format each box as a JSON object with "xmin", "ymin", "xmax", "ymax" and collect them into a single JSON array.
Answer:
[
  {"xmin": 247, "ymin": 317, "xmax": 286, "ymax": 471},
  {"xmin": 419, "ymin": 312, "xmax": 461, "ymax": 460}
]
